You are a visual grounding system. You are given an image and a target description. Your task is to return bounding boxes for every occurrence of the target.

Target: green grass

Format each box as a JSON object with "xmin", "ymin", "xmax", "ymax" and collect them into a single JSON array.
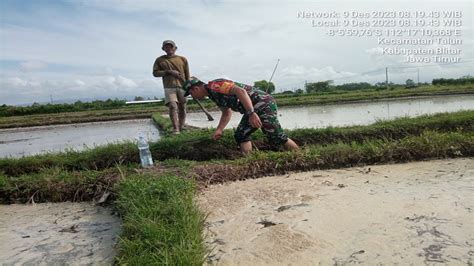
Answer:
[
  {"xmin": 3, "ymin": 129, "xmax": 471, "ymax": 203},
  {"xmin": 1, "ymin": 108, "xmax": 473, "ymax": 264},
  {"xmin": 1, "ymin": 120, "xmax": 472, "ymax": 264},
  {"xmin": 151, "ymin": 110, "xmax": 474, "ymax": 161},
  {"xmin": 152, "ymin": 113, "xmax": 174, "ymax": 136},
  {"xmin": 115, "ymin": 174, "xmax": 207, "ymax": 265},
  {"xmin": 190, "ymin": 130, "xmax": 473, "ymax": 185},
  {"xmin": 0, "ymin": 142, "xmax": 139, "ymax": 177},
  {"xmin": 0, "ymin": 166, "xmax": 132, "ymax": 203},
  {"xmin": 1, "ymin": 110, "xmax": 472, "ymax": 176},
  {"xmin": 0, "ymin": 164, "xmax": 208, "ymax": 264}
]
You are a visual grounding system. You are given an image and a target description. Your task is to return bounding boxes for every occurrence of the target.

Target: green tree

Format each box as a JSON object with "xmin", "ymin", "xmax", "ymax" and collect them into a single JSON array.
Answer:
[
  {"xmin": 305, "ymin": 81, "xmax": 330, "ymax": 93},
  {"xmin": 405, "ymin": 79, "xmax": 416, "ymax": 88},
  {"xmin": 254, "ymin": 80, "xmax": 276, "ymax": 94},
  {"xmin": 134, "ymin": 96, "xmax": 144, "ymax": 101}
]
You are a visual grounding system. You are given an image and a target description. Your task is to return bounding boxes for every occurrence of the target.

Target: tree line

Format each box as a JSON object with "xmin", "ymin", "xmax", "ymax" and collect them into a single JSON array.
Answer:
[
  {"xmin": 1, "ymin": 76, "xmax": 471, "ymax": 117},
  {"xmin": 0, "ymin": 99, "xmax": 127, "ymax": 117}
]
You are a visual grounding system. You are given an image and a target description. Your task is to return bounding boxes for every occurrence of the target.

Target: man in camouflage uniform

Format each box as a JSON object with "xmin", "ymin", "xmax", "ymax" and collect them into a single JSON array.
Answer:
[{"xmin": 183, "ymin": 77, "xmax": 299, "ymax": 153}]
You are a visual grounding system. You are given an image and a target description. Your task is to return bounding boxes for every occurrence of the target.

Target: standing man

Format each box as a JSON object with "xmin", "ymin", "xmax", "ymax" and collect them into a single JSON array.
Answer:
[
  {"xmin": 153, "ymin": 40, "xmax": 190, "ymax": 134},
  {"xmin": 182, "ymin": 77, "xmax": 299, "ymax": 154}
]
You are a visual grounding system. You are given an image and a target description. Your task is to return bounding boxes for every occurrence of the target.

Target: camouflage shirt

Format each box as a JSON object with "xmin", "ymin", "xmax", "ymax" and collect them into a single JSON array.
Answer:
[{"xmin": 205, "ymin": 79, "xmax": 273, "ymax": 113}]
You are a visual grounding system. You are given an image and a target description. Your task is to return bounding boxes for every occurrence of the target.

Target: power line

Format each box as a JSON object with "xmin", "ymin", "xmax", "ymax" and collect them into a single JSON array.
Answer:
[{"xmin": 277, "ymin": 60, "xmax": 472, "ymax": 90}]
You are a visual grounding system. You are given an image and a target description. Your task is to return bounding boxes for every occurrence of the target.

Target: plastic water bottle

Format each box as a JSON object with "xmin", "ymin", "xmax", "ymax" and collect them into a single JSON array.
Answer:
[{"xmin": 137, "ymin": 135, "xmax": 153, "ymax": 168}]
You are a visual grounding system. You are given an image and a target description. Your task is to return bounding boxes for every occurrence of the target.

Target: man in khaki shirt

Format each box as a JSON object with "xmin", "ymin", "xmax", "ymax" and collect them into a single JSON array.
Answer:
[{"xmin": 153, "ymin": 40, "xmax": 190, "ymax": 134}]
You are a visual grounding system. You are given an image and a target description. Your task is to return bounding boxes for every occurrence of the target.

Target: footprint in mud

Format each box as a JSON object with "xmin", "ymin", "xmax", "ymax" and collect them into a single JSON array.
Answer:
[
  {"xmin": 322, "ymin": 180, "xmax": 333, "ymax": 186},
  {"xmin": 333, "ymin": 249, "xmax": 366, "ymax": 264},
  {"xmin": 275, "ymin": 203, "xmax": 310, "ymax": 212},
  {"xmin": 59, "ymin": 224, "xmax": 79, "ymax": 233},
  {"xmin": 257, "ymin": 219, "xmax": 280, "ymax": 228}
]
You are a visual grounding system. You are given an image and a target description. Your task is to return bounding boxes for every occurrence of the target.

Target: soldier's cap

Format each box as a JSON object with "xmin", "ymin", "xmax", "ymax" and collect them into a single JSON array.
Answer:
[
  {"xmin": 162, "ymin": 40, "xmax": 176, "ymax": 48},
  {"xmin": 183, "ymin": 77, "xmax": 204, "ymax": 96}
]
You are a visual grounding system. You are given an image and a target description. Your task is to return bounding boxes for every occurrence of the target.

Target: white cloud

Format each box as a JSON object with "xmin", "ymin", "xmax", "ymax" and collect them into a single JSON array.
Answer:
[
  {"xmin": 20, "ymin": 61, "xmax": 47, "ymax": 72},
  {"xmin": 75, "ymin": 79, "xmax": 85, "ymax": 86},
  {"xmin": 1, "ymin": 0, "xmax": 472, "ymax": 104},
  {"xmin": 115, "ymin": 75, "xmax": 137, "ymax": 88}
]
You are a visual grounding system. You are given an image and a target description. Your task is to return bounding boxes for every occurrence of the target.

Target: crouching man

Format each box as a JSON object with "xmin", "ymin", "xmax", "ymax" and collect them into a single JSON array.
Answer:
[{"xmin": 182, "ymin": 78, "xmax": 299, "ymax": 154}]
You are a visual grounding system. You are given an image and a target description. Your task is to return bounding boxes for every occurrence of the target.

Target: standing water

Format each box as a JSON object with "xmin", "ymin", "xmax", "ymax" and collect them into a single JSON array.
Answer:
[
  {"xmin": 186, "ymin": 95, "xmax": 474, "ymax": 129},
  {"xmin": 0, "ymin": 119, "xmax": 160, "ymax": 158}
]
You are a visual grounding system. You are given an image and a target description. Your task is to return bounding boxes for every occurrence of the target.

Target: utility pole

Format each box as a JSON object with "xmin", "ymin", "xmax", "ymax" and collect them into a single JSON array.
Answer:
[
  {"xmin": 50, "ymin": 94, "xmax": 53, "ymax": 104},
  {"xmin": 385, "ymin": 67, "xmax": 389, "ymax": 89},
  {"xmin": 266, "ymin": 59, "xmax": 280, "ymax": 93},
  {"xmin": 417, "ymin": 68, "xmax": 420, "ymax": 85},
  {"xmin": 304, "ymin": 80, "xmax": 308, "ymax": 92}
]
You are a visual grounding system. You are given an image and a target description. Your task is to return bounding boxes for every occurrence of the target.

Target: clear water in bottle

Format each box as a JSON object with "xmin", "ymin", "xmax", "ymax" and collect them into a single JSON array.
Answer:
[{"xmin": 137, "ymin": 135, "xmax": 153, "ymax": 168}]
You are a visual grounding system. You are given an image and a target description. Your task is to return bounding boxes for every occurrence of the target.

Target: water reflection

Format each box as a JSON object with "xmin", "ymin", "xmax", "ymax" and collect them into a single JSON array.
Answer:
[
  {"xmin": 186, "ymin": 95, "xmax": 474, "ymax": 129},
  {"xmin": 0, "ymin": 119, "xmax": 160, "ymax": 158}
]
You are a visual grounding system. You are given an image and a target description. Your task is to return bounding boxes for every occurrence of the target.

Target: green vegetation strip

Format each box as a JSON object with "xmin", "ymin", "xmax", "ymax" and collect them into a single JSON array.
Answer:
[
  {"xmin": 115, "ymin": 174, "xmax": 206, "ymax": 265},
  {"xmin": 192, "ymin": 131, "xmax": 473, "ymax": 186},
  {"xmin": 1, "ymin": 130, "xmax": 472, "ymax": 203},
  {"xmin": 1, "ymin": 110, "xmax": 473, "ymax": 177},
  {"xmin": 150, "ymin": 110, "xmax": 474, "ymax": 161},
  {"xmin": 274, "ymin": 84, "xmax": 474, "ymax": 107},
  {"xmin": 0, "ymin": 142, "xmax": 139, "ymax": 177},
  {"xmin": 0, "ymin": 167, "xmax": 126, "ymax": 204}
]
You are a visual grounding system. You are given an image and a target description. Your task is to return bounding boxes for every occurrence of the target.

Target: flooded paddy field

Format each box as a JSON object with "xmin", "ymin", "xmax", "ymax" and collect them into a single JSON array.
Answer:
[
  {"xmin": 187, "ymin": 94, "xmax": 474, "ymax": 129},
  {"xmin": 0, "ymin": 119, "xmax": 160, "ymax": 158}
]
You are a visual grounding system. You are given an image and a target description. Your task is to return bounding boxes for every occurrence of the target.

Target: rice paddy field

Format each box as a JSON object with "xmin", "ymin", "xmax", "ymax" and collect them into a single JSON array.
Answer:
[{"xmin": 0, "ymin": 89, "xmax": 473, "ymax": 264}]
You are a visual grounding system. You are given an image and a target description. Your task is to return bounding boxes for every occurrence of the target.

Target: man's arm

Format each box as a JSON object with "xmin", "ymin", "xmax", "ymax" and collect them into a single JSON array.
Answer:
[
  {"xmin": 217, "ymin": 107, "xmax": 232, "ymax": 131},
  {"xmin": 230, "ymin": 85, "xmax": 262, "ymax": 128},
  {"xmin": 183, "ymin": 57, "xmax": 190, "ymax": 81},
  {"xmin": 152, "ymin": 58, "xmax": 167, "ymax": 77},
  {"xmin": 213, "ymin": 108, "xmax": 232, "ymax": 140},
  {"xmin": 230, "ymin": 85, "xmax": 254, "ymax": 115}
]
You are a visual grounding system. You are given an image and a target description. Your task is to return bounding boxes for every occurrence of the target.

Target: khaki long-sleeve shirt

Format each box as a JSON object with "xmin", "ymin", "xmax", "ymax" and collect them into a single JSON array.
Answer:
[{"xmin": 152, "ymin": 55, "xmax": 190, "ymax": 88}]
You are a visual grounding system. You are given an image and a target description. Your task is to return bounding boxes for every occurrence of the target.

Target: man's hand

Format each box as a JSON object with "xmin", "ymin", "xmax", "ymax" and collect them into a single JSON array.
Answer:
[
  {"xmin": 213, "ymin": 129, "xmax": 223, "ymax": 140},
  {"xmin": 167, "ymin": 70, "xmax": 183, "ymax": 79},
  {"xmin": 249, "ymin": 112, "xmax": 262, "ymax": 128}
]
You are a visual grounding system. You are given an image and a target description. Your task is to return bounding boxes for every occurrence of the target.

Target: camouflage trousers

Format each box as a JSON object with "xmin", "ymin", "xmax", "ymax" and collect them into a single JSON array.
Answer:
[{"xmin": 234, "ymin": 100, "xmax": 288, "ymax": 146}]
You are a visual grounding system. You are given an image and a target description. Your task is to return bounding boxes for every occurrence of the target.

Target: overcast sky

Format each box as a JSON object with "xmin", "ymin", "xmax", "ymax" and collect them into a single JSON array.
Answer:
[{"xmin": 1, "ymin": 0, "xmax": 472, "ymax": 105}]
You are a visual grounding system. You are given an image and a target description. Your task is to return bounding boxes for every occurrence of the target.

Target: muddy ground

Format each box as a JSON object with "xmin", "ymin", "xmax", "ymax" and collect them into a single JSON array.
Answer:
[
  {"xmin": 198, "ymin": 158, "xmax": 474, "ymax": 265},
  {"xmin": 0, "ymin": 202, "xmax": 121, "ymax": 264}
]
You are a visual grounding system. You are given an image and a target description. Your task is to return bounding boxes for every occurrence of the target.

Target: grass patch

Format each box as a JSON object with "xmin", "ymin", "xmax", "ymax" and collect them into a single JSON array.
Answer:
[
  {"xmin": 151, "ymin": 110, "xmax": 474, "ymax": 161},
  {"xmin": 0, "ymin": 142, "xmax": 139, "ymax": 177},
  {"xmin": 2, "ymin": 110, "xmax": 473, "ymax": 176},
  {"xmin": 2, "ymin": 130, "xmax": 471, "ymax": 203},
  {"xmin": 191, "ymin": 130, "xmax": 473, "ymax": 186},
  {"xmin": 152, "ymin": 113, "xmax": 174, "ymax": 136},
  {"xmin": 0, "ymin": 166, "xmax": 129, "ymax": 204},
  {"xmin": 115, "ymin": 174, "xmax": 207, "ymax": 265}
]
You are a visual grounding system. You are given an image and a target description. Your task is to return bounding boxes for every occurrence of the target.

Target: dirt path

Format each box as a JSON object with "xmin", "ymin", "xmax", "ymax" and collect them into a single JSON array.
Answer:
[
  {"xmin": 0, "ymin": 202, "xmax": 121, "ymax": 264},
  {"xmin": 198, "ymin": 158, "xmax": 474, "ymax": 265}
]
